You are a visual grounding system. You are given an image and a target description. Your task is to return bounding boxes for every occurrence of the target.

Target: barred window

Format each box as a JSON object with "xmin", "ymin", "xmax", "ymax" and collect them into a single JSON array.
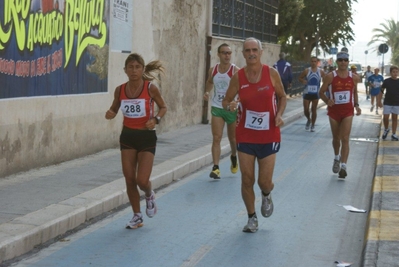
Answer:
[{"xmin": 212, "ymin": 0, "xmax": 279, "ymax": 43}]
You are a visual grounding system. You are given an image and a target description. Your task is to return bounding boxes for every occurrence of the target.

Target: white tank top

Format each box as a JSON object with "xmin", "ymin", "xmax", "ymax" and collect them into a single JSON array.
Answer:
[{"xmin": 211, "ymin": 64, "xmax": 235, "ymax": 108}]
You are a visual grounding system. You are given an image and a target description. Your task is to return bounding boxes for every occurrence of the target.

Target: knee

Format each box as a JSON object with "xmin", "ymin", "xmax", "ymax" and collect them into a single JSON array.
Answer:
[
  {"xmin": 213, "ymin": 134, "xmax": 222, "ymax": 143},
  {"xmin": 241, "ymin": 175, "xmax": 255, "ymax": 188}
]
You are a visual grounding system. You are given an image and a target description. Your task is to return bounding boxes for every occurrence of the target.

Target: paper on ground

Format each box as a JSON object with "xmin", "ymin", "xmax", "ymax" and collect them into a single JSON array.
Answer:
[{"xmin": 337, "ymin": 205, "xmax": 367, "ymax": 213}]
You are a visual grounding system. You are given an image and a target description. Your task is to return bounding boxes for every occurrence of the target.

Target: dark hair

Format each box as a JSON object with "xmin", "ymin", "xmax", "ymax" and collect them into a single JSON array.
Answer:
[
  {"xmin": 217, "ymin": 43, "xmax": 230, "ymax": 53},
  {"xmin": 390, "ymin": 65, "xmax": 399, "ymax": 73},
  {"xmin": 124, "ymin": 53, "xmax": 165, "ymax": 81}
]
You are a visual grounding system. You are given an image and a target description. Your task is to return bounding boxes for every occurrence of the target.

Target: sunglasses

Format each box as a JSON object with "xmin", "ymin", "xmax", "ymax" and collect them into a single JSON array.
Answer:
[
  {"xmin": 337, "ymin": 58, "xmax": 349, "ymax": 62},
  {"xmin": 220, "ymin": 51, "xmax": 232, "ymax": 55}
]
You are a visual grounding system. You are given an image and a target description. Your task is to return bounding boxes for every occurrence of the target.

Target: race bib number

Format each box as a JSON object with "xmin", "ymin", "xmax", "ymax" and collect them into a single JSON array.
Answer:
[
  {"xmin": 334, "ymin": 91, "xmax": 350, "ymax": 104},
  {"xmin": 307, "ymin": 85, "xmax": 318, "ymax": 94},
  {"xmin": 215, "ymin": 94, "xmax": 225, "ymax": 102},
  {"xmin": 373, "ymin": 81, "xmax": 381, "ymax": 87},
  {"xmin": 121, "ymin": 99, "xmax": 146, "ymax": 118},
  {"xmin": 244, "ymin": 110, "xmax": 270, "ymax": 130}
]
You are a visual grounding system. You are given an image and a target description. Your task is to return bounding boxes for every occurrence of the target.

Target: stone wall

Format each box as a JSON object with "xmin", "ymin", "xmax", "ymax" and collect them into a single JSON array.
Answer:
[{"xmin": 0, "ymin": 1, "xmax": 280, "ymax": 178}]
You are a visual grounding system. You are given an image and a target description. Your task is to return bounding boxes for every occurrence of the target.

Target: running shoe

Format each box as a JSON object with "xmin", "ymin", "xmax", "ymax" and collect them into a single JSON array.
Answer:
[
  {"xmin": 146, "ymin": 191, "xmax": 157, "ymax": 218},
  {"xmin": 332, "ymin": 158, "xmax": 340, "ymax": 173},
  {"xmin": 305, "ymin": 120, "xmax": 311, "ymax": 131},
  {"xmin": 338, "ymin": 167, "xmax": 347, "ymax": 179},
  {"xmin": 242, "ymin": 216, "xmax": 258, "ymax": 233},
  {"xmin": 370, "ymin": 105, "xmax": 374, "ymax": 112},
  {"xmin": 261, "ymin": 192, "xmax": 274, "ymax": 217},
  {"xmin": 376, "ymin": 110, "xmax": 379, "ymax": 115},
  {"xmin": 392, "ymin": 134, "xmax": 399, "ymax": 141},
  {"xmin": 310, "ymin": 125, "xmax": 315, "ymax": 132},
  {"xmin": 367, "ymin": 95, "xmax": 370, "ymax": 100},
  {"xmin": 382, "ymin": 129, "xmax": 390, "ymax": 140},
  {"xmin": 126, "ymin": 213, "xmax": 144, "ymax": 229},
  {"xmin": 230, "ymin": 155, "xmax": 239, "ymax": 174},
  {"xmin": 210, "ymin": 167, "xmax": 221, "ymax": 179}
]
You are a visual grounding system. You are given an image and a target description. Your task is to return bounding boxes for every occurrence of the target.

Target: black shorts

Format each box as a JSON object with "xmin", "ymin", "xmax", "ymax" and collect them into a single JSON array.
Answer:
[
  {"xmin": 119, "ymin": 126, "xmax": 157, "ymax": 154},
  {"xmin": 303, "ymin": 94, "xmax": 319, "ymax": 100}
]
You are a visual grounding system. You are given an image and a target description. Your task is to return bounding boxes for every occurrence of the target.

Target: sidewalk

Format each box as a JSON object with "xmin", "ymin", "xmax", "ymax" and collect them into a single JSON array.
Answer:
[{"xmin": 0, "ymin": 91, "xmax": 396, "ymax": 266}]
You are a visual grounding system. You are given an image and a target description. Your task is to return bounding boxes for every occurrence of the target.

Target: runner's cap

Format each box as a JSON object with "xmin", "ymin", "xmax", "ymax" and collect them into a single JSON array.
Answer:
[{"xmin": 336, "ymin": 51, "xmax": 349, "ymax": 59}]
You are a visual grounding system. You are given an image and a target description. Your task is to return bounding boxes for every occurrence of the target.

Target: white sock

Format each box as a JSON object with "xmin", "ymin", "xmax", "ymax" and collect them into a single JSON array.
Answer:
[
  {"xmin": 341, "ymin": 163, "xmax": 346, "ymax": 169},
  {"xmin": 334, "ymin": 155, "xmax": 340, "ymax": 161}
]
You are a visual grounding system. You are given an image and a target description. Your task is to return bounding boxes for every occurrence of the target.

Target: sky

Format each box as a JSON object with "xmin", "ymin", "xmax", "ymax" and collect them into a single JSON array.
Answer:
[{"xmin": 338, "ymin": 0, "xmax": 398, "ymax": 69}]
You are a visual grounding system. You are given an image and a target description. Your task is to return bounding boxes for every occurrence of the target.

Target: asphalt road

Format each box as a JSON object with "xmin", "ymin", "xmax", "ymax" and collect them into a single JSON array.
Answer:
[{"xmin": 11, "ymin": 101, "xmax": 381, "ymax": 267}]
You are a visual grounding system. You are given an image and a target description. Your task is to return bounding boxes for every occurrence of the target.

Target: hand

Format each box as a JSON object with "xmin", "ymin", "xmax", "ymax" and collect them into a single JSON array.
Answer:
[
  {"xmin": 355, "ymin": 107, "xmax": 361, "ymax": 116},
  {"xmin": 145, "ymin": 118, "xmax": 157, "ymax": 130},
  {"xmin": 203, "ymin": 92, "xmax": 210, "ymax": 101},
  {"xmin": 275, "ymin": 115, "xmax": 284, "ymax": 127},
  {"xmin": 228, "ymin": 101, "xmax": 239, "ymax": 111},
  {"xmin": 105, "ymin": 109, "xmax": 117, "ymax": 120},
  {"xmin": 327, "ymin": 99, "xmax": 335, "ymax": 107}
]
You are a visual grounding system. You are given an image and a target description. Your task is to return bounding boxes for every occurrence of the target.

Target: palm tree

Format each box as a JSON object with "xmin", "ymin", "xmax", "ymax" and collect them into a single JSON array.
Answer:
[{"xmin": 368, "ymin": 18, "xmax": 399, "ymax": 66}]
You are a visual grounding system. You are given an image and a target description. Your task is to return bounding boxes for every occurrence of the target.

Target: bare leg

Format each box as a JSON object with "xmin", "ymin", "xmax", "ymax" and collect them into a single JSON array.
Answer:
[
  {"xmin": 238, "ymin": 151, "xmax": 256, "ymax": 214},
  {"xmin": 121, "ymin": 149, "xmax": 141, "ymax": 213},
  {"xmin": 211, "ymin": 116, "xmax": 225, "ymax": 165},
  {"xmin": 310, "ymin": 99, "xmax": 319, "ymax": 126},
  {"xmin": 226, "ymin": 121, "xmax": 237, "ymax": 156},
  {"xmin": 392, "ymin": 114, "xmax": 398, "ymax": 134}
]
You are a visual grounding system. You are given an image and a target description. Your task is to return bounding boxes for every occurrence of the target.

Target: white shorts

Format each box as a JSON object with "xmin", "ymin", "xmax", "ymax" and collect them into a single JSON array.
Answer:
[{"xmin": 383, "ymin": 105, "xmax": 399, "ymax": 115}]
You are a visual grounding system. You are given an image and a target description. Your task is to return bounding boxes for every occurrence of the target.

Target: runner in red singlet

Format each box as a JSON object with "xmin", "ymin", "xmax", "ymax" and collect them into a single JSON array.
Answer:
[
  {"xmin": 105, "ymin": 53, "xmax": 167, "ymax": 229},
  {"xmin": 222, "ymin": 37, "xmax": 286, "ymax": 233},
  {"xmin": 319, "ymin": 51, "xmax": 361, "ymax": 179}
]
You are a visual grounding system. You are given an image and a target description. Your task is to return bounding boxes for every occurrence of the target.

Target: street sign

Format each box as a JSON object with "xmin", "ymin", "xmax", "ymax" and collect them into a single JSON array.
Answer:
[
  {"xmin": 378, "ymin": 43, "xmax": 389, "ymax": 54},
  {"xmin": 365, "ymin": 50, "xmax": 368, "ymax": 55},
  {"xmin": 330, "ymin": 47, "xmax": 338, "ymax": 55},
  {"xmin": 341, "ymin": 47, "xmax": 349, "ymax": 53}
]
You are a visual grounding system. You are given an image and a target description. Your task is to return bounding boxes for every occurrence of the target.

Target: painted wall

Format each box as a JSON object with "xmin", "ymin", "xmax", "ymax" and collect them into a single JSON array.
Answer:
[{"xmin": 0, "ymin": 0, "xmax": 280, "ymax": 178}]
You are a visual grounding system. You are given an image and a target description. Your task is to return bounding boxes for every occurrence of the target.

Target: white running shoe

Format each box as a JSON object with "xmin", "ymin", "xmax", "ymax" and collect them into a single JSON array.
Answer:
[
  {"xmin": 332, "ymin": 158, "xmax": 340, "ymax": 173},
  {"xmin": 392, "ymin": 134, "xmax": 399, "ymax": 141},
  {"xmin": 126, "ymin": 213, "xmax": 143, "ymax": 229},
  {"xmin": 146, "ymin": 191, "xmax": 157, "ymax": 218},
  {"xmin": 261, "ymin": 193, "xmax": 274, "ymax": 217},
  {"xmin": 242, "ymin": 216, "xmax": 258, "ymax": 233},
  {"xmin": 305, "ymin": 120, "xmax": 311, "ymax": 131}
]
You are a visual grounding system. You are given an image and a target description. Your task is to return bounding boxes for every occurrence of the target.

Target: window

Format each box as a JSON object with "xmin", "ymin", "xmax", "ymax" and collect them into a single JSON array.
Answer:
[{"xmin": 212, "ymin": 0, "xmax": 279, "ymax": 43}]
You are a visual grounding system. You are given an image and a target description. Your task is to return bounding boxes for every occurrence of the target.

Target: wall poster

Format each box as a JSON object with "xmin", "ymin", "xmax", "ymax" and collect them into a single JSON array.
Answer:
[{"xmin": 0, "ymin": 0, "xmax": 110, "ymax": 99}]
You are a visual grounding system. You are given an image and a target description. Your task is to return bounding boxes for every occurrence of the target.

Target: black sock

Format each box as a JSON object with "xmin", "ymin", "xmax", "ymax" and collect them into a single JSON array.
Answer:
[
  {"xmin": 262, "ymin": 191, "xmax": 270, "ymax": 197},
  {"xmin": 248, "ymin": 212, "xmax": 257, "ymax": 218},
  {"xmin": 212, "ymin": 165, "xmax": 219, "ymax": 170},
  {"xmin": 230, "ymin": 155, "xmax": 237, "ymax": 166}
]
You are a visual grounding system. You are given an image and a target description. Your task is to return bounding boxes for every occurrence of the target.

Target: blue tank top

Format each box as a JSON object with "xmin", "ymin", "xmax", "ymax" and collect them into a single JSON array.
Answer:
[{"xmin": 305, "ymin": 67, "xmax": 322, "ymax": 95}]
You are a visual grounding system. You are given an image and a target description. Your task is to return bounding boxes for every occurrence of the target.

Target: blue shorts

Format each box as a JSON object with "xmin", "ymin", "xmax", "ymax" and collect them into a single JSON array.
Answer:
[
  {"xmin": 370, "ymin": 88, "xmax": 380, "ymax": 96},
  {"xmin": 237, "ymin": 142, "xmax": 280, "ymax": 159}
]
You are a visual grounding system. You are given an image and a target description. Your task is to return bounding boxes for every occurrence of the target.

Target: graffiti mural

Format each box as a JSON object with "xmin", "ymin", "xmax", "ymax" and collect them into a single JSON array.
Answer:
[{"xmin": 0, "ymin": 0, "xmax": 109, "ymax": 99}]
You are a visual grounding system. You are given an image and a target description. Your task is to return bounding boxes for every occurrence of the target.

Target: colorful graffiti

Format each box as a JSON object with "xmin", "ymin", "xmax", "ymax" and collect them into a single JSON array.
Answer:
[{"xmin": 0, "ymin": 0, "xmax": 109, "ymax": 99}]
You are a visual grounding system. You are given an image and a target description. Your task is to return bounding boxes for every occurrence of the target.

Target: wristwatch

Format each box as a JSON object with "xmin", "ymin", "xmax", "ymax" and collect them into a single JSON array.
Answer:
[{"xmin": 155, "ymin": 116, "xmax": 161, "ymax": 124}]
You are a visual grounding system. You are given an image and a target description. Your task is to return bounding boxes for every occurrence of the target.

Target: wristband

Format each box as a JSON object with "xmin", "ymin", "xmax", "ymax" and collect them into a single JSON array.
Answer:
[{"xmin": 354, "ymin": 103, "xmax": 359, "ymax": 107}]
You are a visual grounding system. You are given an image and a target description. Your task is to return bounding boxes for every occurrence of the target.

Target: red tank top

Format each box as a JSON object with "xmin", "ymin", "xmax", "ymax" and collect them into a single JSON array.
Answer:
[
  {"xmin": 119, "ymin": 81, "xmax": 154, "ymax": 129},
  {"xmin": 236, "ymin": 65, "xmax": 281, "ymax": 143},
  {"xmin": 328, "ymin": 71, "xmax": 354, "ymax": 112}
]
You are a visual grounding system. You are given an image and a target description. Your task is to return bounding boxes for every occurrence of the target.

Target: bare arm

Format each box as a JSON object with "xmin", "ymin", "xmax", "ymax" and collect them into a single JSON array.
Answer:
[
  {"xmin": 203, "ymin": 67, "xmax": 214, "ymax": 101},
  {"xmin": 298, "ymin": 69, "xmax": 308, "ymax": 85},
  {"xmin": 270, "ymin": 67, "xmax": 287, "ymax": 127},
  {"xmin": 319, "ymin": 73, "xmax": 334, "ymax": 106},
  {"xmin": 146, "ymin": 83, "xmax": 167, "ymax": 129},
  {"xmin": 105, "ymin": 86, "xmax": 121, "ymax": 120},
  {"xmin": 352, "ymin": 75, "xmax": 361, "ymax": 115},
  {"xmin": 222, "ymin": 73, "xmax": 239, "ymax": 111}
]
